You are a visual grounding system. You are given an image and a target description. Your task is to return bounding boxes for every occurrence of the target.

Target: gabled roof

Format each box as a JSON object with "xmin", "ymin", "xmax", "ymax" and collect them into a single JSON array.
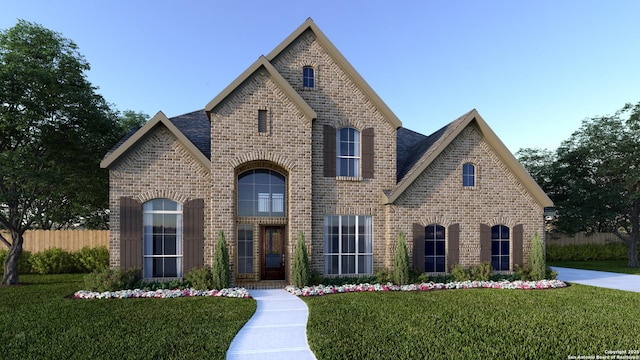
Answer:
[
  {"xmin": 266, "ymin": 18, "xmax": 402, "ymax": 129},
  {"xmin": 385, "ymin": 109, "xmax": 553, "ymax": 207},
  {"xmin": 205, "ymin": 56, "xmax": 317, "ymax": 122},
  {"xmin": 100, "ymin": 111, "xmax": 211, "ymax": 169}
]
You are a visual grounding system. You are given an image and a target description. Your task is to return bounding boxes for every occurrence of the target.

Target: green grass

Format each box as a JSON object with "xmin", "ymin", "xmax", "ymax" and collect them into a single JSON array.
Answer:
[
  {"xmin": 302, "ymin": 286, "xmax": 640, "ymax": 359},
  {"xmin": 549, "ymin": 260, "xmax": 640, "ymax": 275},
  {"xmin": 0, "ymin": 274, "xmax": 256, "ymax": 360}
]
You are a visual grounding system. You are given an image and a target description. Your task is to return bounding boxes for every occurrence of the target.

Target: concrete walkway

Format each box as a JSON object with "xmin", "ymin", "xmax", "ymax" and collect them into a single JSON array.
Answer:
[
  {"xmin": 552, "ymin": 267, "xmax": 640, "ymax": 292},
  {"xmin": 226, "ymin": 289, "xmax": 316, "ymax": 360}
]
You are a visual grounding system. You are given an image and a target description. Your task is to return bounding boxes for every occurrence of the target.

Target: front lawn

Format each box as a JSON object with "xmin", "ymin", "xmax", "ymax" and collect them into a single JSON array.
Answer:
[
  {"xmin": 549, "ymin": 260, "xmax": 640, "ymax": 275},
  {"xmin": 0, "ymin": 274, "xmax": 256, "ymax": 360},
  {"xmin": 302, "ymin": 285, "xmax": 640, "ymax": 359}
]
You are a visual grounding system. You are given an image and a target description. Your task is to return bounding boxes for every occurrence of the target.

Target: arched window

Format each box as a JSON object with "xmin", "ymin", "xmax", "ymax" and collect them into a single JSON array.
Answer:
[
  {"xmin": 237, "ymin": 169, "xmax": 286, "ymax": 217},
  {"xmin": 143, "ymin": 199, "xmax": 182, "ymax": 278},
  {"xmin": 491, "ymin": 225, "xmax": 510, "ymax": 271},
  {"xmin": 337, "ymin": 128, "xmax": 360, "ymax": 177},
  {"xmin": 463, "ymin": 163, "xmax": 475, "ymax": 187},
  {"xmin": 303, "ymin": 66, "xmax": 315, "ymax": 88},
  {"xmin": 425, "ymin": 224, "xmax": 446, "ymax": 272}
]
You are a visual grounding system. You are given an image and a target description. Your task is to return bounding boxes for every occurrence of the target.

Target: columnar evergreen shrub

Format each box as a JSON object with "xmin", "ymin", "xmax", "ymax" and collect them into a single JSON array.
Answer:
[
  {"xmin": 212, "ymin": 230, "xmax": 230, "ymax": 290},
  {"xmin": 529, "ymin": 232, "xmax": 546, "ymax": 280},
  {"xmin": 392, "ymin": 232, "xmax": 410, "ymax": 285},
  {"xmin": 292, "ymin": 231, "xmax": 310, "ymax": 288}
]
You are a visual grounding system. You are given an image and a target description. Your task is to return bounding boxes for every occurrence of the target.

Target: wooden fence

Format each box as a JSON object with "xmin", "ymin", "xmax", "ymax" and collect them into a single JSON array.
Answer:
[
  {"xmin": 0, "ymin": 230, "xmax": 109, "ymax": 253},
  {"xmin": 546, "ymin": 232, "xmax": 623, "ymax": 246}
]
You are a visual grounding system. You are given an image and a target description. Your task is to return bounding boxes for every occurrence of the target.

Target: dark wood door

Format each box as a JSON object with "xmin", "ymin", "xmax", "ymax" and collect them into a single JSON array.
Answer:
[{"xmin": 261, "ymin": 226, "xmax": 285, "ymax": 280}]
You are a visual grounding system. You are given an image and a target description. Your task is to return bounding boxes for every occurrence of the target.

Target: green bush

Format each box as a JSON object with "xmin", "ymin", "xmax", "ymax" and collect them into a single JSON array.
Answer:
[
  {"xmin": 529, "ymin": 232, "xmax": 546, "ymax": 280},
  {"xmin": 470, "ymin": 262, "xmax": 492, "ymax": 281},
  {"xmin": 212, "ymin": 230, "xmax": 230, "ymax": 290},
  {"xmin": 292, "ymin": 231, "xmax": 310, "ymax": 288},
  {"xmin": 392, "ymin": 232, "xmax": 410, "ymax": 285},
  {"xmin": 29, "ymin": 247, "xmax": 78, "ymax": 274},
  {"xmin": 451, "ymin": 264, "xmax": 470, "ymax": 282},
  {"xmin": 83, "ymin": 267, "xmax": 140, "ymax": 292},
  {"xmin": 184, "ymin": 265, "xmax": 213, "ymax": 290},
  {"xmin": 546, "ymin": 243, "xmax": 629, "ymax": 261},
  {"xmin": 0, "ymin": 249, "xmax": 33, "ymax": 274},
  {"xmin": 74, "ymin": 246, "xmax": 109, "ymax": 272}
]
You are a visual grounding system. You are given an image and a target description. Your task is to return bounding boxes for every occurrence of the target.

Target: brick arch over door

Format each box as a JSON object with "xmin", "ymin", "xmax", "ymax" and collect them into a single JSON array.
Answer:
[{"xmin": 119, "ymin": 197, "xmax": 204, "ymax": 275}]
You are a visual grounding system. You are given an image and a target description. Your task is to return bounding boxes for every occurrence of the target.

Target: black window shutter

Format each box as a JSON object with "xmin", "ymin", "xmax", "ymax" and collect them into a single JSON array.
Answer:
[
  {"xmin": 183, "ymin": 198, "xmax": 205, "ymax": 273},
  {"xmin": 323, "ymin": 125, "xmax": 336, "ymax": 177},
  {"xmin": 447, "ymin": 223, "xmax": 460, "ymax": 272},
  {"xmin": 412, "ymin": 223, "xmax": 425, "ymax": 272},
  {"xmin": 512, "ymin": 224, "xmax": 524, "ymax": 268},
  {"xmin": 479, "ymin": 224, "xmax": 491, "ymax": 263},
  {"xmin": 120, "ymin": 197, "xmax": 142, "ymax": 270},
  {"xmin": 362, "ymin": 127, "xmax": 374, "ymax": 179}
]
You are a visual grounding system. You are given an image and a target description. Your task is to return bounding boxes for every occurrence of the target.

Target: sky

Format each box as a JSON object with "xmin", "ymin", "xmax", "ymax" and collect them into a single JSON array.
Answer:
[{"xmin": 2, "ymin": 0, "xmax": 640, "ymax": 154}]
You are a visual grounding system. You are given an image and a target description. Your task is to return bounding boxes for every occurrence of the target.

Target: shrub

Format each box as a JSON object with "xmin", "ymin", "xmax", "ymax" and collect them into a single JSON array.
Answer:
[
  {"xmin": 184, "ymin": 265, "xmax": 213, "ymax": 290},
  {"xmin": 0, "ymin": 249, "xmax": 33, "ymax": 274},
  {"xmin": 451, "ymin": 264, "xmax": 470, "ymax": 282},
  {"xmin": 29, "ymin": 247, "xmax": 78, "ymax": 274},
  {"xmin": 546, "ymin": 243, "xmax": 629, "ymax": 261},
  {"xmin": 74, "ymin": 246, "xmax": 109, "ymax": 272},
  {"xmin": 212, "ymin": 230, "xmax": 230, "ymax": 290},
  {"xmin": 392, "ymin": 232, "xmax": 410, "ymax": 285},
  {"xmin": 470, "ymin": 262, "xmax": 492, "ymax": 281},
  {"xmin": 375, "ymin": 268, "xmax": 391, "ymax": 284},
  {"xmin": 292, "ymin": 231, "xmax": 310, "ymax": 288},
  {"xmin": 529, "ymin": 232, "xmax": 546, "ymax": 280},
  {"xmin": 83, "ymin": 267, "xmax": 140, "ymax": 292}
]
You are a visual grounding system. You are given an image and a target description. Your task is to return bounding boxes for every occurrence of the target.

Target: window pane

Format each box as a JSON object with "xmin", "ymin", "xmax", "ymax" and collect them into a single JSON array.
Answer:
[
  {"xmin": 501, "ymin": 256, "xmax": 510, "ymax": 271},
  {"xmin": 164, "ymin": 258, "xmax": 178, "ymax": 277},
  {"xmin": 342, "ymin": 255, "xmax": 355, "ymax": 274},
  {"xmin": 501, "ymin": 240, "xmax": 509, "ymax": 255},
  {"xmin": 491, "ymin": 240, "xmax": 499, "ymax": 255},
  {"xmin": 425, "ymin": 225, "xmax": 434, "ymax": 240},
  {"xmin": 436, "ymin": 240, "xmax": 445, "ymax": 256},
  {"xmin": 164, "ymin": 235, "xmax": 177, "ymax": 255},
  {"xmin": 153, "ymin": 258, "xmax": 164, "ymax": 277},
  {"xmin": 272, "ymin": 193, "xmax": 284, "ymax": 213},
  {"xmin": 491, "ymin": 257, "xmax": 500, "ymax": 271},
  {"xmin": 501, "ymin": 226, "xmax": 510, "ymax": 239},
  {"xmin": 435, "ymin": 225, "xmax": 445, "ymax": 239},
  {"xmin": 436, "ymin": 256, "xmax": 446, "ymax": 272},
  {"xmin": 426, "ymin": 241, "xmax": 435, "ymax": 256},
  {"xmin": 153, "ymin": 235, "xmax": 163, "ymax": 255},
  {"xmin": 491, "ymin": 225, "xmax": 500, "ymax": 239},
  {"xmin": 426, "ymin": 257, "xmax": 435, "ymax": 272},
  {"xmin": 237, "ymin": 170, "xmax": 286, "ymax": 217}
]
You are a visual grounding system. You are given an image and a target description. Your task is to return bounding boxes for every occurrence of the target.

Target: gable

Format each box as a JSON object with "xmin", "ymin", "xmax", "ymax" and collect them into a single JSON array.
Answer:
[
  {"xmin": 386, "ymin": 109, "xmax": 553, "ymax": 208},
  {"xmin": 101, "ymin": 111, "xmax": 211, "ymax": 170},
  {"xmin": 265, "ymin": 18, "xmax": 402, "ymax": 130}
]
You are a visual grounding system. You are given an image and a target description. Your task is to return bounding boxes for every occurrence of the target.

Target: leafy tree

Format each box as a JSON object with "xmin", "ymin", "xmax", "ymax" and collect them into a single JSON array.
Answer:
[
  {"xmin": 118, "ymin": 110, "xmax": 148, "ymax": 134},
  {"xmin": 0, "ymin": 20, "xmax": 122, "ymax": 284},
  {"xmin": 392, "ymin": 232, "xmax": 410, "ymax": 285},
  {"xmin": 292, "ymin": 231, "xmax": 310, "ymax": 288},
  {"xmin": 519, "ymin": 103, "xmax": 640, "ymax": 268},
  {"xmin": 212, "ymin": 230, "xmax": 230, "ymax": 289}
]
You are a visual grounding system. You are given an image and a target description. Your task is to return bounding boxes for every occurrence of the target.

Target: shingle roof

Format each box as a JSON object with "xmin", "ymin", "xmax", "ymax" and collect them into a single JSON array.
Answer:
[
  {"xmin": 396, "ymin": 124, "xmax": 450, "ymax": 182},
  {"xmin": 169, "ymin": 110, "xmax": 211, "ymax": 160}
]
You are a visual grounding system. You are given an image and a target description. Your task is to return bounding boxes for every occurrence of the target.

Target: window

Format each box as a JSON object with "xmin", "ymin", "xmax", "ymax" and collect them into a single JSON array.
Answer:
[
  {"xmin": 463, "ymin": 163, "xmax": 475, "ymax": 187},
  {"xmin": 143, "ymin": 199, "xmax": 182, "ymax": 278},
  {"xmin": 337, "ymin": 128, "xmax": 360, "ymax": 177},
  {"xmin": 324, "ymin": 215, "xmax": 372, "ymax": 275},
  {"xmin": 237, "ymin": 169, "xmax": 286, "ymax": 217},
  {"xmin": 491, "ymin": 225, "xmax": 510, "ymax": 271},
  {"xmin": 425, "ymin": 224, "xmax": 446, "ymax": 272},
  {"xmin": 237, "ymin": 224, "xmax": 254, "ymax": 274},
  {"xmin": 258, "ymin": 109, "xmax": 267, "ymax": 133},
  {"xmin": 303, "ymin": 66, "xmax": 315, "ymax": 88}
]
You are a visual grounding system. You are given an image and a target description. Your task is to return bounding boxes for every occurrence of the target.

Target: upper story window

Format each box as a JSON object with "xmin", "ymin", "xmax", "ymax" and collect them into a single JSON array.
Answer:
[
  {"xmin": 303, "ymin": 66, "xmax": 315, "ymax": 88},
  {"xmin": 237, "ymin": 169, "xmax": 286, "ymax": 217},
  {"xmin": 337, "ymin": 128, "xmax": 360, "ymax": 177},
  {"xmin": 258, "ymin": 109, "xmax": 267, "ymax": 133},
  {"xmin": 463, "ymin": 163, "xmax": 475, "ymax": 187},
  {"xmin": 143, "ymin": 199, "xmax": 182, "ymax": 278}
]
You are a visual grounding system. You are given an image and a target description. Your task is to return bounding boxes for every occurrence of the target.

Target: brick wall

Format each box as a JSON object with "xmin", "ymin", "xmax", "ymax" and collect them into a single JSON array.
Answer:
[{"xmin": 107, "ymin": 127, "xmax": 211, "ymax": 268}]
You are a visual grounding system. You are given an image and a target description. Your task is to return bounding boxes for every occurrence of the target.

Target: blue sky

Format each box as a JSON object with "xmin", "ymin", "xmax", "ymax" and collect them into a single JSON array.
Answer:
[{"xmin": 3, "ymin": 1, "xmax": 639, "ymax": 154}]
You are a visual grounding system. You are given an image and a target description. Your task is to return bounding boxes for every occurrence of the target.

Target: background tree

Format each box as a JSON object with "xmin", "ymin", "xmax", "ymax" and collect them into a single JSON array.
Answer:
[
  {"xmin": 518, "ymin": 102, "xmax": 640, "ymax": 267},
  {"xmin": 0, "ymin": 20, "xmax": 123, "ymax": 284}
]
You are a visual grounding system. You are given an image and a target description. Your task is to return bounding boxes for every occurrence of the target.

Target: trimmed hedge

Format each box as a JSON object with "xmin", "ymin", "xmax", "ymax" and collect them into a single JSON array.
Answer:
[
  {"xmin": 546, "ymin": 243, "xmax": 630, "ymax": 261},
  {"xmin": 0, "ymin": 246, "xmax": 109, "ymax": 275}
]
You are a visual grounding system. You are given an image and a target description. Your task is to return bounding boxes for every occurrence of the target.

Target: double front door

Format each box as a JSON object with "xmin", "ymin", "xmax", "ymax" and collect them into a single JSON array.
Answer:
[{"xmin": 261, "ymin": 226, "xmax": 285, "ymax": 280}]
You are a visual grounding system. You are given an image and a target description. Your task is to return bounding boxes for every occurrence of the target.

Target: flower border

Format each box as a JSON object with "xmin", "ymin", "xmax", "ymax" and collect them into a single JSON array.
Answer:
[
  {"xmin": 285, "ymin": 280, "xmax": 567, "ymax": 297},
  {"xmin": 73, "ymin": 287, "xmax": 252, "ymax": 299}
]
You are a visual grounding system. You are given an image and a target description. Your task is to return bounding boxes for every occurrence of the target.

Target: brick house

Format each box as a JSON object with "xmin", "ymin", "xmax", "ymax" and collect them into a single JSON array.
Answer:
[{"xmin": 101, "ymin": 18, "xmax": 552, "ymax": 286}]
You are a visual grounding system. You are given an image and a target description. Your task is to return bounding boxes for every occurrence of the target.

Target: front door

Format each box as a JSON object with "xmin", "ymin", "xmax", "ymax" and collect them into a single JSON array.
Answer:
[{"xmin": 261, "ymin": 226, "xmax": 285, "ymax": 280}]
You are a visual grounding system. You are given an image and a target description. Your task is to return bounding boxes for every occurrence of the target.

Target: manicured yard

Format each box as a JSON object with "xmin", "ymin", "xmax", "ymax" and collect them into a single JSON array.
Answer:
[
  {"xmin": 0, "ymin": 274, "xmax": 256, "ymax": 360},
  {"xmin": 302, "ymin": 285, "xmax": 640, "ymax": 359},
  {"xmin": 550, "ymin": 260, "xmax": 640, "ymax": 275}
]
